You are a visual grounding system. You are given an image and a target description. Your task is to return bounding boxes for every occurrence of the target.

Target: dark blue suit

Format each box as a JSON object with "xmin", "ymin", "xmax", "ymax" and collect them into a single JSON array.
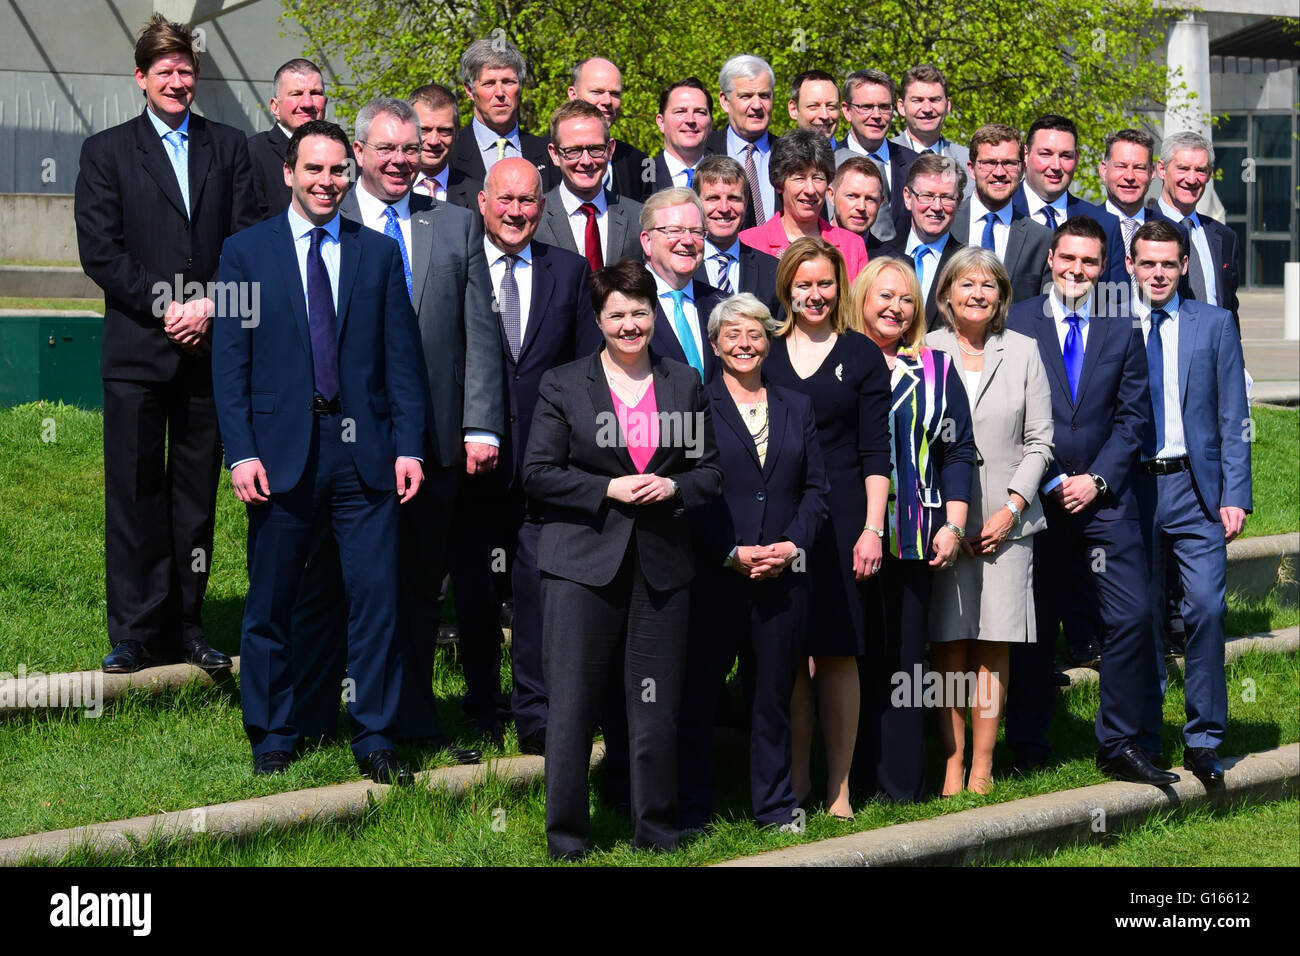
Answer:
[
  {"xmin": 678, "ymin": 376, "xmax": 829, "ymax": 827},
  {"xmin": 651, "ymin": 279, "xmax": 727, "ymax": 382},
  {"xmin": 1005, "ymin": 292, "xmax": 1154, "ymax": 764},
  {"xmin": 1137, "ymin": 298, "xmax": 1251, "ymax": 755},
  {"xmin": 1013, "ymin": 185, "xmax": 1127, "ymax": 286},
  {"xmin": 212, "ymin": 212, "xmax": 427, "ymax": 761},
  {"xmin": 1145, "ymin": 204, "xmax": 1241, "ymax": 327}
]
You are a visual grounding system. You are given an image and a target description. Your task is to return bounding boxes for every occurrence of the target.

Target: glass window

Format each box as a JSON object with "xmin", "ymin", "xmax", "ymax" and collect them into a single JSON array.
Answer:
[
  {"xmin": 1253, "ymin": 115, "xmax": 1292, "ymax": 159},
  {"xmin": 1253, "ymin": 165, "xmax": 1292, "ymax": 232},
  {"xmin": 1217, "ymin": 113, "xmax": 1248, "ymax": 142},
  {"xmin": 1251, "ymin": 239, "xmax": 1289, "ymax": 286},
  {"xmin": 1215, "ymin": 145, "xmax": 1247, "ymax": 214}
]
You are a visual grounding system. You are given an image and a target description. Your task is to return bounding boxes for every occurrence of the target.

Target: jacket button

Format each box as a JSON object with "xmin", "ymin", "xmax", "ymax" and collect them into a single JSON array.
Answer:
[
  {"xmin": 510, "ymin": 415, "xmax": 517, "ymax": 423},
  {"xmin": 1071, "ymin": 424, "xmax": 1079, "ymax": 431},
  {"xmin": 756, "ymin": 491, "xmax": 766, "ymax": 502}
]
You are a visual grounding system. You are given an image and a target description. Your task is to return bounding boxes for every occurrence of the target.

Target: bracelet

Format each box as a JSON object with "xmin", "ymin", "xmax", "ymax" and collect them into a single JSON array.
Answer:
[
  {"xmin": 942, "ymin": 521, "xmax": 966, "ymax": 540},
  {"xmin": 1003, "ymin": 499, "xmax": 1022, "ymax": 525},
  {"xmin": 863, "ymin": 524, "xmax": 884, "ymax": 538}
]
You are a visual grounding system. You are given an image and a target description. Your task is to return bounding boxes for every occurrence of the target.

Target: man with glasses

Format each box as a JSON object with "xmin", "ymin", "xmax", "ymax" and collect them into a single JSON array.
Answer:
[
  {"xmin": 951, "ymin": 124, "xmax": 1052, "ymax": 303},
  {"xmin": 882, "ymin": 153, "xmax": 966, "ymax": 329},
  {"xmin": 835, "ymin": 69, "xmax": 918, "ymax": 243},
  {"xmin": 535, "ymin": 100, "xmax": 644, "ymax": 272}
]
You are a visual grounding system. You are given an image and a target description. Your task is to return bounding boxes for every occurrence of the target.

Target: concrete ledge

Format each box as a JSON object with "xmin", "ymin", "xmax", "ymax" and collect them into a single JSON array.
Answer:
[
  {"xmin": 1227, "ymin": 532, "xmax": 1298, "ymax": 601},
  {"xmin": 0, "ymin": 265, "xmax": 100, "ymax": 299},
  {"xmin": 1251, "ymin": 382, "xmax": 1299, "ymax": 407},
  {"xmin": 715, "ymin": 743, "xmax": 1298, "ymax": 867},
  {"xmin": 1061, "ymin": 625, "xmax": 1297, "ymax": 687},
  {"xmin": 0, "ymin": 659, "xmax": 241, "ymax": 717}
]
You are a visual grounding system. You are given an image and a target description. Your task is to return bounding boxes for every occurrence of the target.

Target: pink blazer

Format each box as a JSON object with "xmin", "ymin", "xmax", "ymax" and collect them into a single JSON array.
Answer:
[{"xmin": 738, "ymin": 213, "xmax": 869, "ymax": 279}]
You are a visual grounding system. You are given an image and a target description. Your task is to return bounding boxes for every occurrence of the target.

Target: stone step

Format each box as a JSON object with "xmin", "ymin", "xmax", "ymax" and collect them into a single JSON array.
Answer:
[{"xmin": 0, "ymin": 265, "xmax": 99, "ymax": 299}]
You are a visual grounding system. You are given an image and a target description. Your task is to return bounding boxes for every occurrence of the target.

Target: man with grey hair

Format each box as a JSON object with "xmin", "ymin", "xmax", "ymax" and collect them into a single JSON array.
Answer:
[
  {"xmin": 707, "ymin": 54, "xmax": 777, "ymax": 229},
  {"xmin": 568, "ymin": 56, "xmax": 650, "ymax": 201},
  {"xmin": 448, "ymin": 36, "xmax": 557, "ymax": 201},
  {"xmin": 1147, "ymin": 130, "xmax": 1239, "ymax": 326},
  {"xmin": 835, "ymin": 69, "xmax": 918, "ymax": 242},
  {"xmin": 248, "ymin": 58, "xmax": 327, "ymax": 217}
]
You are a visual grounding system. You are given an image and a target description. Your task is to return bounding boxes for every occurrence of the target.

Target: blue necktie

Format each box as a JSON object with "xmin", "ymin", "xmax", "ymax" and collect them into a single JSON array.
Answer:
[
  {"xmin": 684, "ymin": 167, "xmax": 695, "ymax": 188},
  {"xmin": 1144, "ymin": 309, "xmax": 1169, "ymax": 455},
  {"xmin": 307, "ymin": 227, "xmax": 339, "ymax": 401},
  {"xmin": 1042, "ymin": 205, "xmax": 1058, "ymax": 231},
  {"xmin": 162, "ymin": 130, "xmax": 190, "ymax": 216},
  {"xmin": 1063, "ymin": 313, "xmax": 1083, "ymax": 402},
  {"xmin": 713, "ymin": 253, "xmax": 733, "ymax": 294},
  {"xmin": 669, "ymin": 289, "xmax": 704, "ymax": 377},
  {"xmin": 912, "ymin": 245, "xmax": 930, "ymax": 288},
  {"xmin": 382, "ymin": 205, "xmax": 413, "ymax": 300},
  {"xmin": 981, "ymin": 212, "xmax": 997, "ymax": 252}
]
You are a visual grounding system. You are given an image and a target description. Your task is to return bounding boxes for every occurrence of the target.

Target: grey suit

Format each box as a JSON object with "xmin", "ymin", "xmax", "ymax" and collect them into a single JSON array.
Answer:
[
  {"xmin": 534, "ymin": 185, "xmax": 644, "ymax": 266},
  {"xmin": 951, "ymin": 201, "xmax": 1052, "ymax": 303},
  {"xmin": 890, "ymin": 134, "xmax": 973, "ymax": 197}
]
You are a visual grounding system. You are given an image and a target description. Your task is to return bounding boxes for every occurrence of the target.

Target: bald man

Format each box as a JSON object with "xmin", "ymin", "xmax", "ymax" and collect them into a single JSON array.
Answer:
[{"xmin": 568, "ymin": 57, "xmax": 650, "ymax": 201}]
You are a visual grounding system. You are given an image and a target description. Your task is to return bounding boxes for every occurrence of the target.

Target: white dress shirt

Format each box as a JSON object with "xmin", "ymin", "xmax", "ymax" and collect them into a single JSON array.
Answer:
[
  {"xmin": 650, "ymin": 267, "xmax": 703, "ymax": 363},
  {"xmin": 484, "ymin": 237, "xmax": 534, "ymax": 345},
  {"xmin": 1041, "ymin": 291, "xmax": 1092, "ymax": 493},
  {"xmin": 661, "ymin": 149, "xmax": 698, "ymax": 189},
  {"xmin": 904, "ymin": 229, "xmax": 951, "ymax": 304},
  {"xmin": 472, "ymin": 118, "xmax": 522, "ymax": 176},
  {"xmin": 967, "ymin": 194, "xmax": 1013, "ymax": 262},
  {"xmin": 558, "ymin": 183, "xmax": 609, "ymax": 260},
  {"xmin": 1134, "ymin": 293, "xmax": 1188, "ymax": 460},
  {"xmin": 726, "ymin": 127, "xmax": 775, "ymax": 221},
  {"xmin": 1023, "ymin": 186, "xmax": 1069, "ymax": 231},
  {"xmin": 703, "ymin": 238, "xmax": 741, "ymax": 292},
  {"xmin": 1158, "ymin": 197, "xmax": 1218, "ymax": 307},
  {"xmin": 353, "ymin": 181, "xmax": 414, "ymax": 253}
]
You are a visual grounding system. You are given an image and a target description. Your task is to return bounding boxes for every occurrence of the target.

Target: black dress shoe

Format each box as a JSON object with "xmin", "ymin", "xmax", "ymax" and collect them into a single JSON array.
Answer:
[
  {"xmin": 470, "ymin": 720, "xmax": 506, "ymax": 749},
  {"xmin": 253, "ymin": 750, "xmax": 292, "ymax": 775},
  {"xmin": 182, "ymin": 638, "xmax": 233, "ymax": 670},
  {"xmin": 1067, "ymin": 640, "xmax": 1103, "ymax": 668},
  {"xmin": 404, "ymin": 735, "xmax": 483, "ymax": 764},
  {"xmin": 102, "ymin": 641, "xmax": 153, "ymax": 674},
  {"xmin": 361, "ymin": 749, "xmax": 413, "ymax": 785},
  {"xmin": 1097, "ymin": 747, "xmax": 1180, "ymax": 786},
  {"xmin": 1183, "ymin": 747, "xmax": 1224, "ymax": 783},
  {"xmin": 518, "ymin": 731, "xmax": 545, "ymax": 756},
  {"xmin": 1052, "ymin": 670, "xmax": 1072, "ymax": 687}
]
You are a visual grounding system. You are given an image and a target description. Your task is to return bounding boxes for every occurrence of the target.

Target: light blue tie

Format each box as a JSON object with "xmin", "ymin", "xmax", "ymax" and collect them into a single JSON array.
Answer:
[
  {"xmin": 382, "ymin": 205, "xmax": 414, "ymax": 300},
  {"xmin": 162, "ymin": 130, "xmax": 190, "ymax": 216},
  {"xmin": 669, "ymin": 289, "xmax": 704, "ymax": 378}
]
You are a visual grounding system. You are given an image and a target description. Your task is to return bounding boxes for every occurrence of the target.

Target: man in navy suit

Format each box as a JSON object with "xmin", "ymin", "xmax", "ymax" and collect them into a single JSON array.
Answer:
[
  {"xmin": 881, "ymin": 153, "xmax": 966, "ymax": 330},
  {"xmin": 568, "ymin": 57, "xmax": 650, "ymax": 202},
  {"xmin": 835, "ymin": 69, "xmax": 917, "ymax": 243},
  {"xmin": 1005, "ymin": 216, "xmax": 1176, "ymax": 786},
  {"xmin": 75, "ymin": 14, "xmax": 258, "ymax": 675},
  {"xmin": 692, "ymin": 155, "xmax": 781, "ymax": 315},
  {"xmin": 1128, "ymin": 220, "xmax": 1251, "ymax": 783},
  {"xmin": 650, "ymin": 79, "xmax": 713, "ymax": 194},
  {"xmin": 640, "ymin": 188, "xmax": 726, "ymax": 382},
  {"xmin": 788, "ymin": 70, "xmax": 842, "ymax": 149},
  {"xmin": 211, "ymin": 120, "xmax": 427, "ymax": 782},
  {"xmin": 1146, "ymin": 131, "xmax": 1241, "ymax": 328},
  {"xmin": 708, "ymin": 55, "xmax": 777, "ymax": 230},
  {"xmin": 247, "ymin": 58, "xmax": 326, "ymax": 219},
  {"xmin": 408, "ymin": 83, "xmax": 477, "ymax": 207}
]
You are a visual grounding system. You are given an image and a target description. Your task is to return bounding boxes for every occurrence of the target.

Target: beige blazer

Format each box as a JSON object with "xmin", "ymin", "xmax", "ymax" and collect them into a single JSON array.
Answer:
[{"xmin": 927, "ymin": 328, "xmax": 1054, "ymax": 539}]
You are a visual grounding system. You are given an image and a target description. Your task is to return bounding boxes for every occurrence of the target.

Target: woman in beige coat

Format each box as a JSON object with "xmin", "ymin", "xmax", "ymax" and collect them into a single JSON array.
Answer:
[{"xmin": 925, "ymin": 247, "xmax": 1054, "ymax": 796}]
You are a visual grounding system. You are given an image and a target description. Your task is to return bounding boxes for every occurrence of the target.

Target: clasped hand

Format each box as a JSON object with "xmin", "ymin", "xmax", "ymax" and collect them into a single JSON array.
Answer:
[
  {"xmin": 607, "ymin": 474, "xmax": 675, "ymax": 505},
  {"xmin": 731, "ymin": 541, "xmax": 798, "ymax": 580},
  {"xmin": 164, "ymin": 296, "xmax": 214, "ymax": 355}
]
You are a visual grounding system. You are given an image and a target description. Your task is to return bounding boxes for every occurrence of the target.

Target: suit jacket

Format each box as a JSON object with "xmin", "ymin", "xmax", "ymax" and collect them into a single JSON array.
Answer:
[
  {"xmin": 533, "ymin": 185, "xmax": 644, "ymax": 267},
  {"xmin": 1007, "ymin": 294, "xmax": 1150, "ymax": 521},
  {"xmin": 652, "ymin": 279, "xmax": 727, "ymax": 382},
  {"xmin": 691, "ymin": 375, "xmax": 829, "ymax": 565},
  {"xmin": 1146, "ymin": 204, "xmax": 1241, "ymax": 327},
  {"xmin": 247, "ymin": 125, "xmax": 291, "ymax": 220},
  {"xmin": 1012, "ymin": 185, "xmax": 1127, "ymax": 285},
  {"xmin": 441, "ymin": 165, "xmax": 484, "ymax": 211},
  {"xmin": 608, "ymin": 138, "xmax": 652, "ymax": 202},
  {"xmin": 447, "ymin": 124, "xmax": 559, "ymax": 203},
  {"xmin": 740, "ymin": 214, "xmax": 869, "ymax": 279},
  {"xmin": 834, "ymin": 139, "xmax": 918, "ymax": 242},
  {"xmin": 926, "ymin": 328, "xmax": 1053, "ymax": 539},
  {"xmin": 1153, "ymin": 299, "xmax": 1252, "ymax": 516},
  {"xmin": 523, "ymin": 351, "xmax": 723, "ymax": 589},
  {"xmin": 212, "ymin": 214, "xmax": 427, "ymax": 493},
  {"xmin": 879, "ymin": 234, "xmax": 965, "ymax": 330},
  {"xmin": 75, "ymin": 110, "xmax": 260, "ymax": 381},
  {"xmin": 890, "ymin": 135, "xmax": 971, "ymax": 196},
  {"xmin": 694, "ymin": 244, "xmax": 781, "ymax": 317},
  {"xmin": 951, "ymin": 201, "xmax": 1052, "ymax": 303},
  {"xmin": 338, "ymin": 187, "xmax": 503, "ymax": 469}
]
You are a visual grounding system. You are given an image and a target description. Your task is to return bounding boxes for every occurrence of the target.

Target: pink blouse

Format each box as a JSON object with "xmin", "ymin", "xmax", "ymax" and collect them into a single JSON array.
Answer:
[
  {"xmin": 610, "ymin": 384, "xmax": 660, "ymax": 473},
  {"xmin": 738, "ymin": 212, "xmax": 869, "ymax": 279}
]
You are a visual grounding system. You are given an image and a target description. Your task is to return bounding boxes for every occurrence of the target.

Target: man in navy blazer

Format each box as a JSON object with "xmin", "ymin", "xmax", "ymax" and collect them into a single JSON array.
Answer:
[
  {"xmin": 1128, "ymin": 221, "xmax": 1251, "ymax": 783},
  {"xmin": 708, "ymin": 55, "xmax": 778, "ymax": 230},
  {"xmin": 880, "ymin": 153, "xmax": 966, "ymax": 331},
  {"xmin": 1146, "ymin": 130, "xmax": 1241, "ymax": 328},
  {"xmin": 211, "ymin": 120, "xmax": 427, "ymax": 781},
  {"xmin": 247, "ymin": 58, "xmax": 326, "ymax": 219},
  {"xmin": 834, "ymin": 69, "xmax": 918, "ymax": 244},
  {"xmin": 1005, "ymin": 216, "xmax": 1177, "ymax": 786},
  {"xmin": 692, "ymin": 155, "xmax": 781, "ymax": 316}
]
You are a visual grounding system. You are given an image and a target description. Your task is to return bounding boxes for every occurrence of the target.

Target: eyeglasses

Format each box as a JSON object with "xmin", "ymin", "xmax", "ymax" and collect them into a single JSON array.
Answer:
[
  {"xmin": 553, "ymin": 143, "xmax": 609, "ymax": 161},
  {"xmin": 847, "ymin": 103, "xmax": 892, "ymax": 115},
  {"xmin": 358, "ymin": 141, "xmax": 420, "ymax": 160},
  {"xmin": 974, "ymin": 158, "xmax": 1023, "ymax": 171},
  {"xmin": 650, "ymin": 226, "xmax": 706, "ymax": 240},
  {"xmin": 909, "ymin": 191, "xmax": 958, "ymax": 207}
]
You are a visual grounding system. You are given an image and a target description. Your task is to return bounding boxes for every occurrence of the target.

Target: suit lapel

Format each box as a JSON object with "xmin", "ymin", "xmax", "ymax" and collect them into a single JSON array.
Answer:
[
  {"xmin": 335, "ymin": 220, "xmax": 361, "ymax": 337},
  {"xmin": 520, "ymin": 247, "xmax": 553, "ymax": 360},
  {"xmin": 544, "ymin": 201, "xmax": 579, "ymax": 255},
  {"xmin": 135, "ymin": 113, "xmax": 188, "ymax": 220},
  {"xmin": 652, "ymin": 302, "xmax": 687, "ymax": 365},
  {"xmin": 1073, "ymin": 307, "xmax": 1107, "ymax": 410},
  {"xmin": 409, "ymin": 206, "xmax": 434, "ymax": 314},
  {"xmin": 708, "ymin": 376, "xmax": 761, "ymax": 471},
  {"xmin": 272, "ymin": 215, "xmax": 313, "ymax": 363},
  {"xmin": 644, "ymin": 361, "xmax": 678, "ymax": 475},
  {"xmin": 1178, "ymin": 299, "xmax": 1197, "ymax": 403},
  {"xmin": 762, "ymin": 385, "xmax": 789, "ymax": 477},
  {"xmin": 1206, "ymin": 224, "xmax": 1226, "ymax": 307},
  {"xmin": 186, "ymin": 115, "xmax": 212, "ymax": 218},
  {"xmin": 589, "ymin": 354, "xmax": 639, "ymax": 475},
  {"xmin": 453, "ymin": 127, "xmax": 486, "ymax": 181},
  {"xmin": 976, "ymin": 335, "xmax": 1005, "ymax": 408},
  {"xmin": 1004, "ymin": 217, "xmax": 1028, "ymax": 271},
  {"xmin": 1033, "ymin": 307, "xmax": 1071, "ymax": 405},
  {"xmin": 606, "ymin": 192, "xmax": 632, "ymax": 260}
]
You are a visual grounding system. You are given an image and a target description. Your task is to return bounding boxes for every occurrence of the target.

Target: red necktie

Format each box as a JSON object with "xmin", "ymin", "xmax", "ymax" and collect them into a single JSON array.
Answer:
[{"xmin": 579, "ymin": 202, "xmax": 603, "ymax": 272}]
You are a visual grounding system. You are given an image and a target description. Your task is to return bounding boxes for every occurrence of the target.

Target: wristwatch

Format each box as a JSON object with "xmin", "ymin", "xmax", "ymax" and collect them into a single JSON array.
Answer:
[
  {"xmin": 1089, "ymin": 473, "xmax": 1108, "ymax": 496},
  {"xmin": 942, "ymin": 521, "xmax": 966, "ymax": 540},
  {"xmin": 670, "ymin": 478, "xmax": 681, "ymax": 499},
  {"xmin": 1003, "ymin": 499, "xmax": 1022, "ymax": 525},
  {"xmin": 863, "ymin": 524, "xmax": 884, "ymax": 538}
]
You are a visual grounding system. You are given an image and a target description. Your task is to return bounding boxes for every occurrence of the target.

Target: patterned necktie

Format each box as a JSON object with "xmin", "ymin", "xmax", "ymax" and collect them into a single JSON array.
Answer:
[
  {"xmin": 713, "ymin": 253, "xmax": 733, "ymax": 294},
  {"xmin": 981, "ymin": 212, "xmax": 997, "ymax": 253},
  {"xmin": 1121, "ymin": 217, "xmax": 1139, "ymax": 258},
  {"xmin": 495, "ymin": 137, "xmax": 508, "ymax": 162},
  {"xmin": 1144, "ymin": 308, "xmax": 1169, "ymax": 455},
  {"xmin": 498, "ymin": 254, "xmax": 522, "ymax": 360},
  {"xmin": 382, "ymin": 205, "xmax": 413, "ymax": 300},
  {"xmin": 743, "ymin": 143, "xmax": 765, "ymax": 222},
  {"xmin": 162, "ymin": 130, "xmax": 190, "ymax": 216},
  {"xmin": 578, "ymin": 202, "xmax": 603, "ymax": 272},
  {"xmin": 1042, "ymin": 205, "xmax": 1058, "ymax": 231},
  {"xmin": 669, "ymin": 289, "xmax": 704, "ymax": 377},
  {"xmin": 307, "ymin": 227, "xmax": 339, "ymax": 401},
  {"xmin": 1182, "ymin": 216, "xmax": 1209, "ymax": 303},
  {"xmin": 1063, "ymin": 313, "xmax": 1083, "ymax": 402}
]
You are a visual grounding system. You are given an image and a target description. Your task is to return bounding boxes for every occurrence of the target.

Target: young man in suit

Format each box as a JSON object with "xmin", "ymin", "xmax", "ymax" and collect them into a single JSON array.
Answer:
[
  {"xmin": 835, "ymin": 69, "xmax": 918, "ymax": 244},
  {"xmin": 788, "ymin": 70, "xmax": 842, "ymax": 149},
  {"xmin": 1147, "ymin": 131, "xmax": 1241, "ymax": 328},
  {"xmin": 75, "ymin": 13, "xmax": 258, "ymax": 674},
  {"xmin": 1005, "ymin": 217, "xmax": 1176, "ymax": 786},
  {"xmin": 211, "ymin": 120, "xmax": 428, "ymax": 782},
  {"xmin": 568, "ymin": 57, "xmax": 650, "ymax": 202},
  {"xmin": 827, "ymin": 156, "xmax": 887, "ymax": 255},
  {"xmin": 247, "ymin": 58, "xmax": 326, "ymax": 219},
  {"xmin": 535, "ymin": 100, "xmax": 644, "ymax": 272},
  {"xmin": 892, "ymin": 65, "xmax": 971, "ymax": 196},
  {"xmin": 651, "ymin": 79, "xmax": 713, "ymax": 194},
  {"xmin": 881, "ymin": 153, "xmax": 966, "ymax": 330},
  {"xmin": 408, "ymin": 83, "xmax": 475, "ymax": 207},
  {"xmin": 709, "ymin": 54, "xmax": 777, "ymax": 230},
  {"xmin": 692, "ymin": 155, "xmax": 781, "ymax": 316},
  {"xmin": 950, "ymin": 124, "xmax": 1052, "ymax": 303},
  {"xmin": 1128, "ymin": 220, "xmax": 1251, "ymax": 783},
  {"xmin": 447, "ymin": 37, "xmax": 557, "ymax": 207}
]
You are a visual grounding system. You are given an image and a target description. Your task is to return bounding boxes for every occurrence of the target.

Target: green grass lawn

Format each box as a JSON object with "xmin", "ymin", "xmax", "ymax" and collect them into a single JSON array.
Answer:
[
  {"xmin": 0, "ymin": 296, "xmax": 103, "ymax": 313},
  {"xmin": 1247, "ymin": 404, "xmax": 1300, "ymax": 538}
]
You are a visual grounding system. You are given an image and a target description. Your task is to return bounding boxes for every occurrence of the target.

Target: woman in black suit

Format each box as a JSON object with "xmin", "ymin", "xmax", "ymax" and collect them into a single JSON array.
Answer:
[
  {"xmin": 677, "ymin": 293, "xmax": 830, "ymax": 831},
  {"xmin": 523, "ymin": 259, "xmax": 723, "ymax": 860}
]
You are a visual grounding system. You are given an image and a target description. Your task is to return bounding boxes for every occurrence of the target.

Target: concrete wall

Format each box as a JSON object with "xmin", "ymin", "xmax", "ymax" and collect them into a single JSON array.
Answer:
[{"xmin": 0, "ymin": 195, "xmax": 78, "ymax": 261}]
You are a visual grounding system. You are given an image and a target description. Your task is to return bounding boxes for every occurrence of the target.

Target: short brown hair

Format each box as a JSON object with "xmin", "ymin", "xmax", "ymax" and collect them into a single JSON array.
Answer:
[
  {"xmin": 1103, "ymin": 128, "xmax": 1155, "ymax": 165},
  {"xmin": 899, "ymin": 64, "xmax": 948, "ymax": 99},
  {"xmin": 1130, "ymin": 219, "xmax": 1185, "ymax": 260},
  {"xmin": 933, "ymin": 247, "xmax": 1012, "ymax": 336},
  {"xmin": 694, "ymin": 154, "xmax": 746, "ymax": 193},
  {"xmin": 134, "ymin": 13, "xmax": 197, "ymax": 74},
  {"xmin": 549, "ymin": 98, "xmax": 609, "ymax": 143},
  {"xmin": 409, "ymin": 83, "xmax": 457, "ymax": 113},
  {"xmin": 773, "ymin": 237, "xmax": 854, "ymax": 336},
  {"xmin": 832, "ymin": 155, "xmax": 883, "ymax": 190},
  {"xmin": 969, "ymin": 123, "xmax": 1022, "ymax": 158}
]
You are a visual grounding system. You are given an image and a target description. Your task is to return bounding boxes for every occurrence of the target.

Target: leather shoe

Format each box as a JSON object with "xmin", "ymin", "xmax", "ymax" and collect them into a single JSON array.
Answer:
[
  {"xmin": 361, "ymin": 749, "xmax": 412, "ymax": 785},
  {"xmin": 1183, "ymin": 747, "xmax": 1224, "ymax": 784},
  {"xmin": 102, "ymin": 641, "xmax": 153, "ymax": 674},
  {"xmin": 253, "ymin": 750, "xmax": 292, "ymax": 775},
  {"xmin": 471, "ymin": 720, "xmax": 506, "ymax": 749},
  {"xmin": 1052, "ymin": 669, "xmax": 1072, "ymax": 687},
  {"xmin": 1097, "ymin": 747, "xmax": 1179, "ymax": 786},
  {"xmin": 406, "ymin": 736, "xmax": 483, "ymax": 764},
  {"xmin": 183, "ymin": 638, "xmax": 232, "ymax": 670},
  {"xmin": 518, "ymin": 731, "xmax": 545, "ymax": 756}
]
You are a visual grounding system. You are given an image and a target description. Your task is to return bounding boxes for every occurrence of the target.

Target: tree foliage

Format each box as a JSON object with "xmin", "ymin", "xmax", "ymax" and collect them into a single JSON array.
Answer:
[{"xmin": 283, "ymin": 0, "xmax": 1190, "ymax": 195}]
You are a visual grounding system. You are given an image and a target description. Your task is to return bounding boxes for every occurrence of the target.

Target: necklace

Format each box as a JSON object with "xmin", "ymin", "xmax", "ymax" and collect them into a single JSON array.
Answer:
[{"xmin": 958, "ymin": 340, "xmax": 985, "ymax": 356}]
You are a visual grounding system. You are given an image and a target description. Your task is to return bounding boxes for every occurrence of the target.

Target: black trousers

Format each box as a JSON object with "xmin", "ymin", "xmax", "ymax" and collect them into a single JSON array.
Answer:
[
  {"xmin": 102, "ymin": 372, "xmax": 221, "ymax": 651},
  {"xmin": 542, "ymin": 546, "xmax": 688, "ymax": 858}
]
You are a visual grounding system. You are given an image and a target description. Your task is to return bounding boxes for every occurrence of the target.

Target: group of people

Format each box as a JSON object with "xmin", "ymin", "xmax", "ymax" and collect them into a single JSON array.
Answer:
[{"xmin": 74, "ymin": 14, "xmax": 1252, "ymax": 860}]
